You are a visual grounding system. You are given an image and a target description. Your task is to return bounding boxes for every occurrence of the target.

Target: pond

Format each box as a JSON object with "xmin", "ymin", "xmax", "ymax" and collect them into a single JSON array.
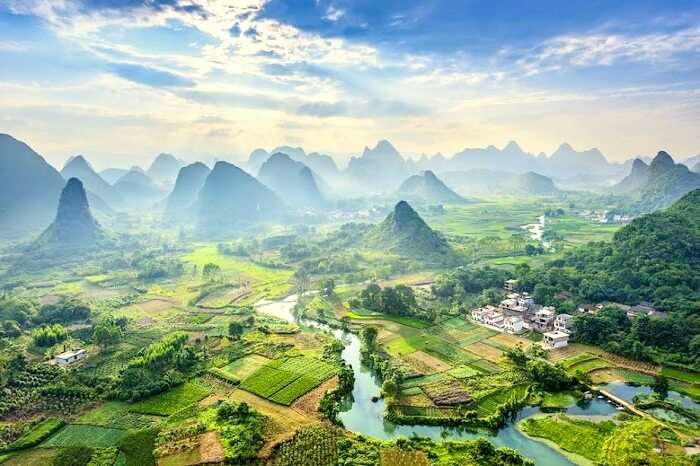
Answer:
[
  {"xmin": 256, "ymin": 297, "xmax": 619, "ymax": 465},
  {"xmin": 603, "ymin": 381, "xmax": 700, "ymax": 411}
]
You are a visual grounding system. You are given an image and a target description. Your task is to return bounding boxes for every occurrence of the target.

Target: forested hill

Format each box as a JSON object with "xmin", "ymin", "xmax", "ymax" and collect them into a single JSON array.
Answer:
[
  {"xmin": 518, "ymin": 189, "xmax": 700, "ymax": 365},
  {"xmin": 520, "ymin": 188, "xmax": 700, "ymax": 312}
]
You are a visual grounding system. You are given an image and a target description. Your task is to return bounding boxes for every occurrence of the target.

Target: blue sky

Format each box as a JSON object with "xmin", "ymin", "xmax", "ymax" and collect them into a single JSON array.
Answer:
[{"xmin": 1, "ymin": 0, "xmax": 699, "ymax": 168}]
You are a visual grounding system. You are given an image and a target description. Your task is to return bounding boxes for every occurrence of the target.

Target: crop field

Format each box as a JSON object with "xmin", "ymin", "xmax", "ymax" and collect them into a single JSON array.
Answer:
[
  {"xmin": 42, "ymin": 424, "xmax": 128, "ymax": 448},
  {"xmin": 345, "ymin": 311, "xmax": 431, "ymax": 329},
  {"xmin": 215, "ymin": 354, "xmax": 270, "ymax": 381},
  {"xmin": 380, "ymin": 447, "xmax": 431, "ymax": 466},
  {"xmin": 240, "ymin": 356, "xmax": 336, "ymax": 405},
  {"xmin": 566, "ymin": 357, "xmax": 612, "ymax": 375},
  {"xmin": 486, "ymin": 333, "xmax": 532, "ymax": 349},
  {"xmin": 467, "ymin": 358, "xmax": 503, "ymax": 374},
  {"xmin": 77, "ymin": 402, "xmax": 160, "ymax": 429},
  {"xmin": 661, "ymin": 367, "xmax": 700, "ymax": 385},
  {"xmin": 447, "ymin": 365, "xmax": 481, "ymax": 379},
  {"xmin": 129, "ymin": 379, "xmax": 212, "ymax": 416},
  {"xmin": 403, "ymin": 351, "xmax": 451, "ymax": 374},
  {"xmin": 458, "ymin": 327, "xmax": 498, "ymax": 346},
  {"xmin": 473, "ymin": 384, "xmax": 529, "ymax": 417},
  {"xmin": 559, "ymin": 352, "xmax": 597, "ymax": 370},
  {"xmin": 464, "ymin": 342, "xmax": 504, "ymax": 362},
  {"xmin": 271, "ymin": 426, "xmax": 338, "ymax": 466},
  {"xmin": 182, "ymin": 245, "xmax": 292, "ymax": 302},
  {"xmin": 400, "ymin": 373, "xmax": 448, "ymax": 389}
]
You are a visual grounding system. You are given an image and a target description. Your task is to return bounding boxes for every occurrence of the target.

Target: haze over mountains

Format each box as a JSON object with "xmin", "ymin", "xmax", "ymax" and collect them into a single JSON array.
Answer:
[
  {"xmin": 257, "ymin": 153, "xmax": 326, "ymax": 209},
  {"xmin": 612, "ymin": 151, "xmax": 700, "ymax": 213},
  {"xmin": 398, "ymin": 171, "xmax": 467, "ymax": 204},
  {"xmin": 1, "ymin": 131, "xmax": 698, "ymax": 240},
  {"xmin": 35, "ymin": 178, "xmax": 108, "ymax": 251},
  {"xmin": 196, "ymin": 161, "xmax": 284, "ymax": 234}
]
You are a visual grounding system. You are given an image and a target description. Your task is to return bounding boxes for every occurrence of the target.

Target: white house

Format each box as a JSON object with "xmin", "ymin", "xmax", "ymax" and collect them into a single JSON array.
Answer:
[
  {"xmin": 55, "ymin": 348, "xmax": 87, "ymax": 367},
  {"xmin": 504, "ymin": 279, "xmax": 518, "ymax": 292},
  {"xmin": 543, "ymin": 331, "xmax": 569, "ymax": 349},
  {"xmin": 554, "ymin": 314, "xmax": 573, "ymax": 333},
  {"xmin": 504, "ymin": 316, "xmax": 524, "ymax": 334}
]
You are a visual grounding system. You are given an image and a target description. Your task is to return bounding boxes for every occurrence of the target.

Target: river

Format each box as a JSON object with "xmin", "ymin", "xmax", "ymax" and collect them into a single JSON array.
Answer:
[{"xmin": 255, "ymin": 296, "xmax": 619, "ymax": 465}]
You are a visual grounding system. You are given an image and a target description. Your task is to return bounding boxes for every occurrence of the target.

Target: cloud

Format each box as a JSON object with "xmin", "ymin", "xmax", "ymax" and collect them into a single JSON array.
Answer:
[
  {"xmin": 297, "ymin": 100, "xmax": 347, "ymax": 116},
  {"xmin": 108, "ymin": 62, "xmax": 195, "ymax": 87},
  {"xmin": 518, "ymin": 25, "xmax": 700, "ymax": 75}
]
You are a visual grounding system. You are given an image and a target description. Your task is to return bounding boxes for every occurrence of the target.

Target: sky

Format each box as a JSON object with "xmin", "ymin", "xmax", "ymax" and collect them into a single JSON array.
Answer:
[{"xmin": 1, "ymin": 0, "xmax": 700, "ymax": 169}]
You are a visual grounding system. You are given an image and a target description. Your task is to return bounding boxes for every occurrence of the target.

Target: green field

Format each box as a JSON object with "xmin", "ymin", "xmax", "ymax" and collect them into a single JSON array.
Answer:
[
  {"xmin": 346, "ymin": 311, "xmax": 431, "ymax": 329},
  {"xmin": 42, "ymin": 424, "xmax": 128, "ymax": 448},
  {"xmin": 240, "ymin": 356, "xmax": 336, "ymax": 405},
  {"xmin": 211, "ymin": 354, "xmax": 271, "ymax": 382},
  {"xmin": 661, "ymin": 366, "xmax": 700, "ymax": 384},
  {"xmin": 447, "ymin": 365, "xmax": 481, "ymax": 379},
  {"xmin": 77, "ymin": 402, "xmax": 160, "ymax": 429},
  {"xmin": 473, "ymin": 384, "xmax": 529, "ymax": 417},
  {"xmin": 458, "ymin": 327, "xmax": 498, "ymax": 346},
  {"xmin": 129, "ymin": 379, "xmax": 212, "ymax": 416},
  {"xmin": 520, "ymin": 415, "xmax": 616, "ymax": 462},
  {"xmin": 567, "ymin": 358, "xmax": 612, "ymax": 374}
]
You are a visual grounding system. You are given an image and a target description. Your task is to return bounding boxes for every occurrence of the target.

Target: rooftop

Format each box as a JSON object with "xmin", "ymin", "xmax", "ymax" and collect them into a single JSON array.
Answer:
[
  {"xmin": 56, "ymin": 348, "xmax": 86, "ymax": 360},
  {"xmin": 543, "ymin": 331, "xmax": 569, "ymax": 339}
]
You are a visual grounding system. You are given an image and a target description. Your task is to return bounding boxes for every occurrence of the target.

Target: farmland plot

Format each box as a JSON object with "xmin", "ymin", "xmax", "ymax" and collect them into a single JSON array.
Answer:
[{"xmin": 240, "ymin": 356, "xmax": 336, "ymax": 406}]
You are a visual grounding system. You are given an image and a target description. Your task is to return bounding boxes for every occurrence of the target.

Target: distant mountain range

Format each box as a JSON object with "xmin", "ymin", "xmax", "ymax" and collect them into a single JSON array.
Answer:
[
  {"xmin": 612, "ymin": 151, "xmax": 700, "ymax": 213},
  {"xmin": 441, "ymin": 170, "xmax": 559, "ymax": 196},
  {"xmin": 61, "ymin": 155, "xmax": 123, "ymax": 207},
  {"xmin": 114, "ymin": 168, "xmax": 165, "ymax": 207},
  {"xmin": 246, "ymin": 146, "xmax": 339, "ymax": 181},
  {"xmin": 397, "ymin": 170, "xmax": 468, "ymax": 204},
  {"xmin": 0, "ymin": 134, "xmax": 65, "ymax": 238},
  {"xmin": 365, "ymin": 200, "xmax": 451, "ymax": 258},
  {"xmin": 257, "ymin": 153, "xmax": 326, "ymax": 209},
  {"xmin": 147, "ymin": 153, "xmax": 182, "ymax": 185},
  {"xmin": 196, "ymin": 161, "xmax": 284, "ymax": 234},
  {"xmin": 165, "ymin": 162, "xmax": 210, "ymax": 222}
]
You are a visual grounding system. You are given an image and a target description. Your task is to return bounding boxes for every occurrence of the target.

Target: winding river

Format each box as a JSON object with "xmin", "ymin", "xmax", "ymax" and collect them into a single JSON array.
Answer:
[{"xmin": 255, "ymin": 296, "xmax": 619, "ymax": 465}]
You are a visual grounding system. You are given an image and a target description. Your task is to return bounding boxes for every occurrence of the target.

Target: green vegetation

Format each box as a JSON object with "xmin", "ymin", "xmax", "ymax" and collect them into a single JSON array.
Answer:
[
  {"xmin": 128, "ymin": 379, "xmax": 211, "ymax": 416},
  {"xmin": 240, "ymin": 356, "xmax": 336, "ymax": 405},
  {"xmin": 1, "ymin": 418, "xmax": 64, "ymax": 452},
  {"xmin": 520, "ymin": 415, "xmax": 616, "ymax": 461},
  {"xmin": 43, "ymin": 424, "xmax": 128, "ymax": 448}
]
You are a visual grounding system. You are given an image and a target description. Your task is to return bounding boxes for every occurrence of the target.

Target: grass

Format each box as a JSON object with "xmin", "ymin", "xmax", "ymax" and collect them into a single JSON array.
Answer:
[
  {"xmin": 520, "ymin": 414, "xmax": 616, "ymax": 462},
  {"xmin": 540, "ymin": 391, "xmax": 578, "ymax": 409},
  {"xmin": 129, "ymin": 380, "xmax": 212, "ymax": 416},
  {"xmin": 42, "ymin": 424, "xmax": 128, "ymax": 448},
  {"xmin": 559, "ymin": 352, "xmax": 597, "ymax": 370},
  {"xmin": 345, "ymin": 311, "xmax": 431, "ymax": 329}
]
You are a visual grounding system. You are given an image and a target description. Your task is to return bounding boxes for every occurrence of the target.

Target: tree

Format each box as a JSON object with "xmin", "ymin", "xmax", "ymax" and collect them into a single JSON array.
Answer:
[
  {"xmin": 202, "ymin": 263, "xmax": 222, "ymax": 281},
  {"xmin": 381, "ymin": 379, "xmax": 399, "ymax": 398},
  {"xmin": 228, "ymin": 322, "xmax": 244, "ymax": 339},
  {"xmin": 93, "ymin": 322, "xmax": 123, "ymax": 348},
  {"xmin": 321, "ymin": 278, "xmax": 336, "ymax": 297},
  {"xmin": 361, "ymin": 326, "xmax": 378, "ymax": 349},
  {"xmin": 652, "ymin": 375, "xmax": 669, "ymax": 399},
  {"xmin": 294, "ymin": 268, "xmax": 310, "ymax": 299}
]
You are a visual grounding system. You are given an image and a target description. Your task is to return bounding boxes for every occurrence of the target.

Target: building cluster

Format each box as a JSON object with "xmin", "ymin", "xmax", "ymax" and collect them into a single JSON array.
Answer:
[{"xmin": 469, "ymin": 279, "xmax": 573, "ymax": 349}]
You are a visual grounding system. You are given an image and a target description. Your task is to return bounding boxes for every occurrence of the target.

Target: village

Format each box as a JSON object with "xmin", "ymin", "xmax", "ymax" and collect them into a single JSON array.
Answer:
[{"xmin": 467, "ymin": 278, "xmax": 667, "ymax": 351}]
